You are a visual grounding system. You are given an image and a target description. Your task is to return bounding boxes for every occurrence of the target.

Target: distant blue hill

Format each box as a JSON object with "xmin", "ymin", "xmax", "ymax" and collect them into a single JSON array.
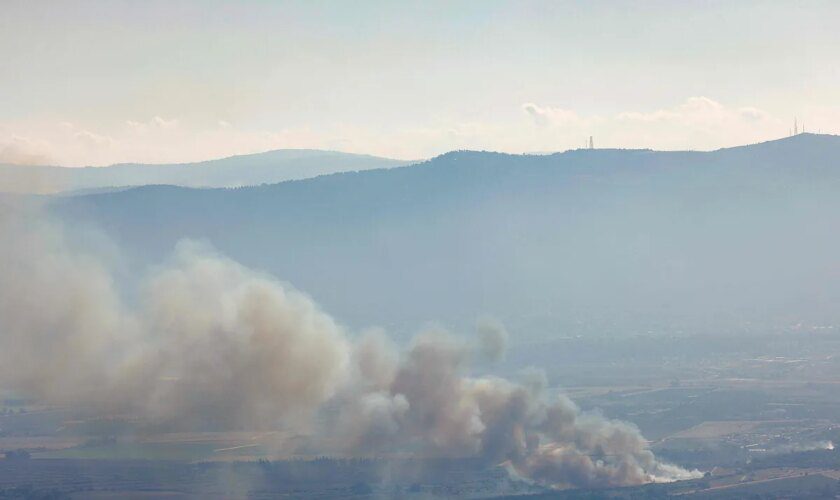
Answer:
[
  {"xmin": 53, "ymin": 134, "xmax": 840, "ymax": 338},
  {"xmin": 0, "ymin": 149, "xmax": 411, "ymax": 194}
]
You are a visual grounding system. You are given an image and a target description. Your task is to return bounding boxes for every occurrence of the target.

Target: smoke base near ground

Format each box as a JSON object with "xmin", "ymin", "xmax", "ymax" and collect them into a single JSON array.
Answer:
[{"xmin": 0, "ymin": 207, "xmax": 700, "ymax": 489}]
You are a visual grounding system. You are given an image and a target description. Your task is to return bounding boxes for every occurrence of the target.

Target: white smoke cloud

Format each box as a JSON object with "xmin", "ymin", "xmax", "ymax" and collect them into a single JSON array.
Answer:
[
  {"xmin": 763, "ymin": 440, "xmax": 836, "ymax": 455},
  {"xmin": 0, "ymin": 208, "xmax": 700, "ymax": 489}
]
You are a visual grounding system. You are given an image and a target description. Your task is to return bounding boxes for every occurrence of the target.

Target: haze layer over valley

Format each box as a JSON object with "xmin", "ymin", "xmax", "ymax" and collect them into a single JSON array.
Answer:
[
  {"xmin": 0, "ymin": 149, "xmax": 408, "ymax": 194},
  {"xmin": 1, "ymin": 192, "xmax": 701, "ymax": 493},
  {"xmin": 2, "ymin": 133, "xmax": 840, "ymax": 498},
  {"xmin": 52, "ymin": 133, "xmax": 840, "ymax": 339},
  {"xmin": 5, "ymin": 1, "xmax": 840, "ymax": 496}
]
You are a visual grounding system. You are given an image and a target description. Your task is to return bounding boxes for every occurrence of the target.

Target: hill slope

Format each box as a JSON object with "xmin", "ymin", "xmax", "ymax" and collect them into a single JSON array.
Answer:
[
  {"xmin": 53, "ymin": 134, "xmax": 840, "ymax": 337},
  {"xmin": 0, "ymin": 149, "xmax": 410, "ymax": 194}
]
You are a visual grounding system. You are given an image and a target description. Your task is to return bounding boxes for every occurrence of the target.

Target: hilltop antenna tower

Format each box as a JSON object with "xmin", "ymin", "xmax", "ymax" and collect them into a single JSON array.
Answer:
[
  {"xmin": 794, "ymin": 117, "xmax": 799, "ymax": 135},
  {"xmin": 589, "ymin": 136, "xmax": 594, "ymax": 149}
]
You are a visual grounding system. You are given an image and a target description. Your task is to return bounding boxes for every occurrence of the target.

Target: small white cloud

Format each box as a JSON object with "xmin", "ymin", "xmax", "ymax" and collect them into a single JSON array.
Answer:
[
  {"xmin": 522, "ymin": 102, "xmax": 580, "ymax": 127},
  {"xmin": 523, "ymin": 96, "xmax": 783, "ymax": 150},
  {"xmin": 153, "ymin": 116, "xmax": 179, "ymax": 130},
  {"xmin": 738, "ymin": 106, "xmax": 771, "ymax": 122},
  {"xmin": 74, "ymin": 130, "xmax": 116, "ymax": 149},
  {"xmin": 615, "ymin": 96, "xmax": 771, "ymax": 127},
  {"xmin": 0, "ymin": 135, "xmax": 53, "ymax": 165},
  {"xmin": 126, "ymin": 120, "xmax": 143, "ymax": 131},
  {"xmin": 127, "ymin": 116, "xmax": 180, "ymax": 133},
  {"xmin": 682, "ymin": 96, "xmax": 725, "ymax": 112}
]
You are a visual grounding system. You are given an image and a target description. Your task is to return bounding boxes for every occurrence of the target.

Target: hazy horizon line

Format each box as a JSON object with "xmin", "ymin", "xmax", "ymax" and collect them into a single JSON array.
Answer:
[{"xmin": 3, "ymin": 131, "xmax": 836, "ymax": 170}]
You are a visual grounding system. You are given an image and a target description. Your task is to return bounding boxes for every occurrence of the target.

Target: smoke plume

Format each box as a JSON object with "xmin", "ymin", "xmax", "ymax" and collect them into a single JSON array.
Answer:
[
  {"xmin": 475, "ymin": 317, "xmax": 509, "ymax": 362},
  {"xmin": 0, "ymin": 208, "xmax": 699, "ymax": 489}
]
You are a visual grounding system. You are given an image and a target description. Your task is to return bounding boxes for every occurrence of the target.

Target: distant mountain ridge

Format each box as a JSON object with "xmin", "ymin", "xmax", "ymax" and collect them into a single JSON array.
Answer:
[
  {"xmin": 0, "ymin": 149, "xmax": 411, "ymax": 194},
  {"xmin": 53, "ymin": 134, "xmax": 840, "ymax": 337}
]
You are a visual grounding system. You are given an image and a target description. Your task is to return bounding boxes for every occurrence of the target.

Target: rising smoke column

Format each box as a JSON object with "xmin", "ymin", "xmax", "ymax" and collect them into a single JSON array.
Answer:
[
  {"xmin": 0, "ymin": 211, "xmax": 351, "ymax": 429},
  {"xmin": 0, "ymin": 206, "xmax": 139, "ymax": 405},
  {"xmin": 0, "ymin": 208, "xmax": 699, "ymax": 488},
  {"xmin": 137, "ymin": 240, "xmax": 352, "ymax": 428}
]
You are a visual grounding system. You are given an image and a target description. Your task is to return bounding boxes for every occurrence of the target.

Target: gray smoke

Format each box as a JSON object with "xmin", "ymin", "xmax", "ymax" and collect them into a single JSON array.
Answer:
[
  {"xmin": 0, "ymin": 211, "xmax": 350, "ymax": 429},
  {"xmin": 0, "ymin": 208, "xmax": 699, "ymax": 489},
  {"xmin": 337, "ymin": 331, "xmax": 700, "ymax": 488},
  {"xmin": 475, "ymin": 317, "xmax": 509, "ymax": 362},
  {"xmin": 0, "ymin": 207, "xmax": 136, "ymax": 404}
]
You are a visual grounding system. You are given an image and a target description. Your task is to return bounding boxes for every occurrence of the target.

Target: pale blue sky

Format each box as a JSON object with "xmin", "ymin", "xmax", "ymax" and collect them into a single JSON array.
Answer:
[{"xmin": 1, "ymin": 0, "xmax": 838, "ymax": 165}]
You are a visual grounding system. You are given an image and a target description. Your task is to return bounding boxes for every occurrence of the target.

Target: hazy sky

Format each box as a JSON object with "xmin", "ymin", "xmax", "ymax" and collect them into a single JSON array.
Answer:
[{"xmin": 1, "ymin": 0, "xmax": 838, "ymax": 166}]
